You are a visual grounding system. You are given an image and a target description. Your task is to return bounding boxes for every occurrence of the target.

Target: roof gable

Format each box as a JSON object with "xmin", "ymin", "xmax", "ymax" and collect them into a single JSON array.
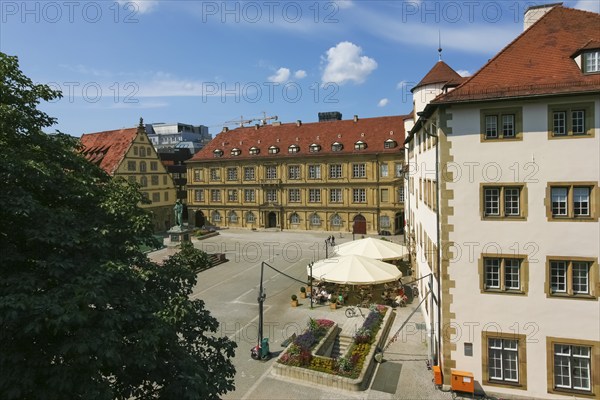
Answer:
[
  {"xmin": 412, "ymin": 61, "xmax": 464, "ymax": 92},
  {"xmin": 435, "ymin": 6, "xmax": 600, "ymax": 103},
  {"xmin": 80, "ymin": 128, "xmax": 138, "ymax": 175},
  {"xmin": 190, "ymin": 115, "xmax": 407, "ymax": 162}
]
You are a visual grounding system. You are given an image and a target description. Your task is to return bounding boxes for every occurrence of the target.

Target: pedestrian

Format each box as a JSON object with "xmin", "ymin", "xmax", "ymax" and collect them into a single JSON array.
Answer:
[{"xmin": 331, "ymin": 236, "xmax": 335, "ymax": 246}]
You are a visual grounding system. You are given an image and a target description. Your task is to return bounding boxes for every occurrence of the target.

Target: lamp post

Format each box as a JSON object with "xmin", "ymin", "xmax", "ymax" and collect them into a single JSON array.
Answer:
[{"xmin": 308, "ymin": 261, "xmax": 314, "ymax": 309}]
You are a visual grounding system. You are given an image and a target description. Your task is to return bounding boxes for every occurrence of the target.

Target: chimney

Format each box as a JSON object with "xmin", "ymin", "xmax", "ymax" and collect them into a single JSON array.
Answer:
[
  {"xmin": 296, "ymin": 120, "xmax": 302, "ymax": 127},
  {"xmin": 353, "ymin": 115, "xmax": 359, "ymax": 122},
  {"xmin": 222, "ymin": 126, "xmax": 229, "ymax": 133},
  {"xmin": 255, "ymin": 124, "xmax": 260, "ymax": 130},
  {"xmin": 523, "ymin": 3, "xmax": 561, "ymax": 31}
]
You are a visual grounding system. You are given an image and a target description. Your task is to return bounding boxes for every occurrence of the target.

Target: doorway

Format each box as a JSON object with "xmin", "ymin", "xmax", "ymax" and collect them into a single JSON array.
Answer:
[
  {"xmin": 267, "ymin": 212, "xmax": 277, "ymax": 228},
  {"xmin": 352, "ymin": 214, "xmax": 366, "ymax": 235}
]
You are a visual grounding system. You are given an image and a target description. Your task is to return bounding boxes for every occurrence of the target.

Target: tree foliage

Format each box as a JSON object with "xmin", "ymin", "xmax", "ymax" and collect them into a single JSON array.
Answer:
[{"xmin": 0, "ymin": 52, "xmax": 236, "ymax": 400}]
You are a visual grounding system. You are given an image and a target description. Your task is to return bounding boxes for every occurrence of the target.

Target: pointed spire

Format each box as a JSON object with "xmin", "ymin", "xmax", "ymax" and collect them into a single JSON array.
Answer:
[
  {"xmin": 138, "ymin": 117, "xmax": 144, "ymax": 128},
  {"xmin": 438, "ymin": 31, "xmax": 443, "ymax": 61}
]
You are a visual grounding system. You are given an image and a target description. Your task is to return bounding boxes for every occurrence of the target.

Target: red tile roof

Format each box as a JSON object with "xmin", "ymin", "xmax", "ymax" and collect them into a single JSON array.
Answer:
[
  {"xmin": 189, "ymin": 115, "xmax": 407, "ymax": 162},
  {"xmin": 412, "ymin": 61, "xmax": 465, "ymax": 92},
  {"xmin": 80, "ymin": 128, "xmax": 138, "ymax": 175},
  {"xmin": 435, "ymin": 5, "xmax": 600, "ymax": 103}
]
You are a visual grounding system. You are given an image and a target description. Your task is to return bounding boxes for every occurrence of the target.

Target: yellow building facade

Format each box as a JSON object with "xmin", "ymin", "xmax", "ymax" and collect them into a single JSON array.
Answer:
[
  {"xmin": 186, "ymin": 115, "xmax": 407, "ymax": 234},
  {"xmin": 81, "ymin": 121, "xmax": 177, "ymax": 232}
]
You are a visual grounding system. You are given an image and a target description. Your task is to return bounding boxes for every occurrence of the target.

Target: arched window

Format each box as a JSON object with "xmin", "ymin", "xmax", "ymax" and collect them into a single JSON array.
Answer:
[
  {"xmin": 249, "ymin": 146, "xmax": 260, "ymax": 155},
  {"xmin": 310, "ymin": 213, "xmax": 321, "ymax": 226},
  {"xmin": 354, "ymin": 140, "xmax": 367, "ymax": 150},
  {"xmin": 288, "ymin": 144, "xmax": 300, "ymax": 154},
  {"xmin": 228, "ymin": 211, "xmax": 238, "ymax": 222},
  {"xmin": 212, "ymin": 211, "xmax": 221, "ymax": 222},
  {"xmin": 290, "ymin": 212, "xmax": 300, "ymax": 224},
  {"xmin": 384, "ymin": 139, "xmax": 397, "ymax": 149},
  {"xmin": 331, "ymin": 214, "xmax": 343, "ymax": 227},
  {"xmin": 140, "ymin": 176, "xmax": 148, "ymax": 187},
  {"xmin": 309, "ymin": 143, "xmax": 321, "ymax": 153},
  {"xmin": 331, "ymin": 142, "xmax": 343, "ymax": 152},
  {"xmin": 231, "ymin": 148, "xmax": 241, "ymax": 156},
  {"xmin": 246, "ymin": 211, "xmax": 256, "ymax": 223},
  {"xmin": 140, "ymin": 147, "xmax": 146, "ymax": 157},
  {"xmin": 268, "ymin": 146, "xmax": 279, "ymax": 154},
  {"xmin": 140, "ymin": 161, "xmax": 147, "ymax": 172}
]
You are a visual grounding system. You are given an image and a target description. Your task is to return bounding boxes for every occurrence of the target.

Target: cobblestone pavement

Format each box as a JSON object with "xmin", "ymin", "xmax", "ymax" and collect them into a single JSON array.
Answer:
[{"xmin": 148, "ymin": 229, "xmax": 453, "ymax": 400}]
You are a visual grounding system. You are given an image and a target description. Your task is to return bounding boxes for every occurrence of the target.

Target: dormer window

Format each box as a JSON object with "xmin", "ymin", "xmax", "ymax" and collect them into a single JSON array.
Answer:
[
  {"xmin": 331, "ymin": 142, "xmax": 343, "ymax": 152},
  {"xmin": 213, "ymin": 149, "xmax": 223, "ymax": 158},
  {"xmin": 268, "ymin": 145, "xmax": 279, "ymax": 154},
  {"xmin": 231, "ymin": 148, "xmax": 241, "ymax": 156},
  {"xmin": 309, "ymin": 143, "xmax": 321, "ymax": 153},
  {"xmin": 249, "ymin": 146, "xmax": 260, "ymax": 155},
  {"xmin": 584, "ymin": 50, "xmax": 599, "ymax": 73},
  {"xmin": 354, "ymin": 140, "xmax": 367, "ymax": 150},
  {"xmin": 288, "ymin": 144, "xmax": 299, "ymax": 154},
  {"xmin": 384, "ymin": 139, "xmax": 397, "ymax": 149}
]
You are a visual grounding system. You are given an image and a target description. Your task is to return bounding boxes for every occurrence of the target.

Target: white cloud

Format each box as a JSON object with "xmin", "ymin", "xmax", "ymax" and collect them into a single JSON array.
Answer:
[
  {"xmin": 321, "ymin": 41, "xmax": 377, "ymax": 85},
  {"xmin": 573, "ymin": 0, "xmax": 600, "ymax": 13},
  {"xmin": 456, "ymin": 70, "xmax": 472, "ymax": 77},
  {"xmin": 268, "ymin": 68, "xmax": 291, "ymax": 83},
  {"xmin": 378, "ymin": 98, "xmax": 389, "ymax": 107},
  {"xmin": 294, "ymin": 70, "xmax": 307, "ymax": 79},
  {"xmin": 334, "ymin": 0, "xmax": 354, "ymax": 9},
  {"xmin": 118, "ymin": 0, "xmax": 158, "ymax": 14}
]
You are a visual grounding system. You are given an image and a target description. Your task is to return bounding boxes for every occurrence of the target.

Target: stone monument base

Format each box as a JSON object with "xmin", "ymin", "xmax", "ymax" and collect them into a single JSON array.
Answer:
[{"xmin": 165, "ymin": 225, "xmax": 194, "ymax": 247}]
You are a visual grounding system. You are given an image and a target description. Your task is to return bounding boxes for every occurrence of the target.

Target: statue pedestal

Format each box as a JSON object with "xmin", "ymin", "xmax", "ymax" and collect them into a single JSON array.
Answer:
[{"xmin": 166, "ymin": 225, "xmax": 193, "ymax": 247}]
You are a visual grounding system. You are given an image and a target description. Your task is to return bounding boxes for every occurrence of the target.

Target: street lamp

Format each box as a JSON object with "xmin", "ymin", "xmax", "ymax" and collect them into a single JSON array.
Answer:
[{"xmin": 308, "ymin": 261, "xmax": 314, "ymax": 309}]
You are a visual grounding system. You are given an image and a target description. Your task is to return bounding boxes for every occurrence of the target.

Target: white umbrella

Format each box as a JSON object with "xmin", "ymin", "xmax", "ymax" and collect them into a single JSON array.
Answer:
[
  {"xmin": 334, "ymin": 237, "xmax": 408, "ymax": 261},
  {"xmin": 307, "ymin": 254, "xmax": 402, "ymax": 285}
]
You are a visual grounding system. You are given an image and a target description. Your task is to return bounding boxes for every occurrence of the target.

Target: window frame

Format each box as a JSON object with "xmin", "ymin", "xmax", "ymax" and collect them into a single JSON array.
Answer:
[
  {"xmin": 268, "ymin": 146, "xmax": 279, "ymax": 154},
  {"xmin": 331, "ymin": 142, "xmax": 343, "ymax": 152},
  {"xmin": 548, "ymin": 102, "xmax": 595, "ymax": 139},
  {"xmin": 210, "ymin": 189, "xmax": 221, "ymax": 202},
  {"xmin": 209, "ymin": 168, "xmax": 221, "ymax": 181},
  {"xmin": 354, "ymin": 140, "xmax": 367, "ymax": 150},
  {"xmin": 545, "ymin": 256, "xmax": 598, "ymax": 300},
  {"xmin": 310, "ymin": 213, "xmax": 321, "ymax": 226},
  {"xmin": 244, "ymin": 189, "xmax": 255, "ymax": 203},
  {"xmin": 227, "ymin": 189, "xmax": 238, "ymax": 202},
  {"xmin": 480, "ymin": 107, "xmax": 523, "ymax": 142},
  {"xmin": 194, "ymin": 189, "xmax": 205, "ymax": 202},
  {"xmin": 289, "ymin": 212, "xmax": 301, "ymax": 224},
  {"xmin": 308, "ymin": 165, "xmax": 321, "ymax": 180},
  {"xmin": 384, "ymin": 139, "xmax": 397, "ymax": 149},
  {"xmin": 288, "ymin": 165, "xmax": 301, "ymax": 180},
  {"xmin": 482, "ymin": 331, "xmax": 527, "ymax": 390},
  {"xmin": 546, "ymin": 182, "xmax": 598, "ymax": 222},
  {"xmin": 352, "ymin": 188, "xmax": 367, "ymax": 203},
  {"xmin": 329, "ymin": 188, "xmax": 343, "ymax": 203},
  {"xmin": 480, "ymin": 183, "xmax": 528, "ymax": 220},
  {"xmin": 288, "ymin": 144, "xmax": 300, "ymax": 154},
  {"xmin": 288, "ymin": 188, "xmax": 301, "ymax": 203},
  {"xmin": 331, "ymin": 214, "xmax": 343, "ymax": 227},
  {"xmin": 265, "ymin": 188, "xmax": 277, "ymax": 203},
  {"xmin": 479, "ymin": 254, "xmax": 529, "ymax": 295},
  {"xmin": 329, "ymin": 164, "xmax": 343, "ymax": 179},
  {"xmin": 246, "ymin": 211, "xmax": 256, "ymax": 223},
  {"xmin": 243, "ymin": 166, "xmax": 255, "ymax": 181},
  {"xmin": 308, "ymin": 188, "xmax": 321, "ymax": 203},
  {"xmin": 583, "ymin": 50, "xmax": 600, "ymax": 73},
  {"xmin": 547, "ymin": 337, "xmax": 599, "ymax": 398},
  {"xmin": 309, "ymin": 143, "xmax": 321, "ymax": 153},
  {"xmin": 265, "ymin": 166, "xmax": 278, "ymax": 180},
  {"xmin": 352, "ymin": 163, "xmax": 366, "ymax": 179},
  {"xmin": 226, "ymin": 167, "xmax": 238, "ymax": 181}
]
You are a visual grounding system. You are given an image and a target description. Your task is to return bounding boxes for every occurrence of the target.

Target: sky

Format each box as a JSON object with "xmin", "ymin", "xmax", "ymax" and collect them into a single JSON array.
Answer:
[{"xmin": 2, "ymin": 0, "xmax": 598, "ymax": 137}]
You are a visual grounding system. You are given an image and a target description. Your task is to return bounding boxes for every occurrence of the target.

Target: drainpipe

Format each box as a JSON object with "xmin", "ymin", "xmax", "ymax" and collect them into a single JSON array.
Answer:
[{"xmin": 375, "ymin": 154, "xmax": 380, "ymax": 234}]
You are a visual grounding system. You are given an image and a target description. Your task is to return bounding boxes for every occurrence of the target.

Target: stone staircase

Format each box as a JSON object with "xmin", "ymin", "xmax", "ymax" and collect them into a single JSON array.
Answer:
[
  {"xmin": 331, "ymin": 334, "xmax": 353, "ymax": 359},
  {"xmin": 208, "ymin": 253, "xmax": 228, "ymax": 267}
]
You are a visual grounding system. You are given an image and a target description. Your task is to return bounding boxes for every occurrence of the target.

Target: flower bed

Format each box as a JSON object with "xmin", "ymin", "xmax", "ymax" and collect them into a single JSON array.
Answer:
[{"xmin": 275, "ymin": 305, "xmax": 394, "ymax": 390}]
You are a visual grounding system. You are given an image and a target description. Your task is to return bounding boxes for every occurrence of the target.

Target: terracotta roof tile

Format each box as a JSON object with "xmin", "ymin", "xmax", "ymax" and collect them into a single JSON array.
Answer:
[
  {"xmin": 435, "ymin": 6, "xmax": 600, "ymax": 103},
  {"xmin": 189, "ymin": 115, "xmax": 407, "ymax": 162},
  {"xmin": 80, "ymin": 128, "xmax": 138, "ymax": 175},
  {"xmin": 412, "ymin": 61, "xmax": 464, "ymax": 92}
]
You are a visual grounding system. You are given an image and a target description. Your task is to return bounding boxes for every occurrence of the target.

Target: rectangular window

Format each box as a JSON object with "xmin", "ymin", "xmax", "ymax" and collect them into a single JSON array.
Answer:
[
  {"xmin": 483, "ymin": 256, "xmax": 525, "ymax": 293},
  {"xmin": 266, "ymin": 189, "xmax": 277, "ymax": 203},
  {"xmin": 127, "ymin": 161, "xmax": 136, "ymax": 171},
  {"xmin": 288, "ymin": 165, "xmax": 300, "ymax": 180},
  {"xmin": 244, "ymin": 167, "xmax": 255, "ymax": 181},
  {"xmin": 151, "ymin": 175, "xmax": 159, "ymax": 186},
  {"xmin": 352, "ymin": 163, "xmax": 366, "ymax": 178},
  {"xmin": 194, "ymin": 189, "xmax": 204, "ymax": 202},
  {"xmin": 329, "ymin": 164, "xmax": 342, "ymax": 179},
  {"xmin": 210, "ymin": 189, "xmax": 221, "ymax": 202},
  {"xmin": 380, "ymin": 188, "xmax": 389, "ymax": 202},
  {"xmin": 227, "ymin": 189, "xmax": 238, "ymax": 202},
  {"xmin": 549, "ymin": 103, "xmax": 594, "ymax": 138},
  {"xmin": 380, "ymin": 163, "xmax": 388, "ymax": 178},
  {"xmin": 553, "ymin": 111, "xmax": 566, "ymax": 135},
  {"xmin": 395, "ymin": 163, "xmax": 403, "ymax": 178},
  {"xmin": 193, "ymin": 169, "xmax": 203, "ymax": 182},
  {"xmin": 227, "ymin": 168, "xmax": 238, "ymax": 181},
  {"xmin": 549, "ymin": 184, "xmax": 596, "ymax": 220},
  {"xmin": 308, "ymin": 165, "xmax": 321, "ymax": 179},
  {"xmin": 266, "ymin": 166, "xmax": 277, "ymax": 179},
  {"xmin": 584, "ymin": 50, "xmax": 600, "ymax": 73},
  {"xmin": 150, "ymin": 161, "xmax": 158, "ymax": 171},
  {"xmin": 554, "ymin": 344, "xmax": 591, "ymax": 391},
  {"xmin": 572, "ymin": 110, "xmax": 585, "ymax": 135},
  {"xmin": 488, "ymin": 338, "xmax": 519, "ymax": 383},
  {"xmin": 152, "ymin": 192, "xmax": 160, "ymax": 202},
  {"xmin": 244, "ymin": 189, "xmax": 255, "ymax": 202},
  {"xmin": 288, "ymin": 188, "xmax": 301, "ymax": 203},
  {"xmin": 329, "ymin": 188, "xmax": 342, "ymax": 203},
  {"xmin": 482, "ymin": 185, "xmax": 525, "ymax": 219},
  {"xmin": 210, "ymin": 168, "xmax": 220, "ymax": 181},
  {"xmin": 308, "ymin": 189, "xmax": 321, "ymax": 203},
  {"xmin": 549, "ymin": 259, "xmax": 594, "ymax": 297},
  {"xmin": 482, "ymin": 108, "xmax": 522, "ymax": 140},
  {"xmin": 398, "ymin": 186, "xmax": 405, "ymax": 202},
  {"xmin": 353, "ymin": 188, "xmax": 366, "ymax": 203}
]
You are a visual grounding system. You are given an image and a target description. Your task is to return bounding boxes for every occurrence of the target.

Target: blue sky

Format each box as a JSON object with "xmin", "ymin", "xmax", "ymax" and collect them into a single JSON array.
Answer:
[{"xmin": 2, "ymin": 0, "xmax": 598, "ymax": 137}]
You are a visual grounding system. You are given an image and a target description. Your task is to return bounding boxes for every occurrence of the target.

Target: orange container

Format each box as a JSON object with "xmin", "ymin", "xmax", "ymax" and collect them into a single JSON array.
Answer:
[
  {"xmin": 432, "ymin": 365, "xmax": 443, "ymax": 385},
  {"xmin": 451, "ymin": 370, "xmax": 474, "ymax": 394}
]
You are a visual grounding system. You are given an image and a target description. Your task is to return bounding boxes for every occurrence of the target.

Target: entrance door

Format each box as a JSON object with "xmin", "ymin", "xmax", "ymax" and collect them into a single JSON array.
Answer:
[
  {"xmin": 195, "ymin": 211, "xmax": 205, "ymax": 228},
  {"xmin": 395, "ymin": 212, "xmax": 404, "ymax": 234},
  {"xmin": 267, "ymin": 212, "xmax": 277, "ymax": 228},
  {"xmin": 352, "ymin": 215, "xmax": 367, "ymax": 235}
]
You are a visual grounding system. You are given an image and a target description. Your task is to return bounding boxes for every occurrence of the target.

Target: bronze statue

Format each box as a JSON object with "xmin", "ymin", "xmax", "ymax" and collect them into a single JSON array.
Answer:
[{"xmin": 174, "ymin": 199, "xmax": 183, "ymax": 228}]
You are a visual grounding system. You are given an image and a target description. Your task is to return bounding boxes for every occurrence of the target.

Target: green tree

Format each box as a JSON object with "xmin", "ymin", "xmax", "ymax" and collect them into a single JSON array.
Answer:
[{"xmin": 0, "ymin": 52, "xmax": 236, "ymax": 400}]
